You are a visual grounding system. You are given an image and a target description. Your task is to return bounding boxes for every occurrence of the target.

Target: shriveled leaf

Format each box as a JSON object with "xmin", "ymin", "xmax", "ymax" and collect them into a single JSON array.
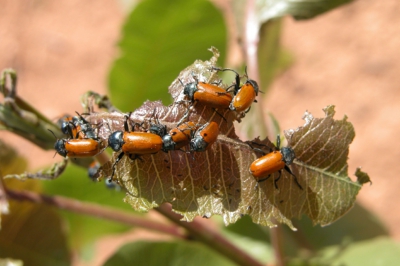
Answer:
[
  {"xmin": 0, "ymin": 69, "xmax": 62, "ymax": 150},
  {"xmin": 283, "ymin": 106, "xmax": 363, "ymax": 226},
  {"xmin": 109, "ymin": 0, "xmax": 226, "ymax": 111},
  {"xmin": 103, "ymin": 241, "xmax": 234, "ymax": 266},
  {"xmin": 4, "ymin": 159, "xmax": 68, "ymax": 181},
  {"xmin": 89, "ymin": 49, "xmax": 368, "ymax": 229}
]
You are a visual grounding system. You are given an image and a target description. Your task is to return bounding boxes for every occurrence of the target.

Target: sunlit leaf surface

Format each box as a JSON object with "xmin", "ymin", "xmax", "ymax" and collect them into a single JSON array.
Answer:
[{"xmin": 89, "ymin": 49, "xmax": 368, "ymax": 229}]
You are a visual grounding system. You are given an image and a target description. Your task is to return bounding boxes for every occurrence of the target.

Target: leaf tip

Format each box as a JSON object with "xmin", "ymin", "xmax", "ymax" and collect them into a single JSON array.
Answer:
[
  {"xmin": 355, "ymin": 167, "xmax": 372, "ymax": 185},
  {"xmin": 323, "ymin": 105, "xmax": 336, "ymax": 118}
]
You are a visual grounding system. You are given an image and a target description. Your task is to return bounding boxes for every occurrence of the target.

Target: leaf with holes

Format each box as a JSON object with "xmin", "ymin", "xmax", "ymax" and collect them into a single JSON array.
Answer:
[{"xmin": 89, "ymin": 48, "xmax": 369, "ymax": 229}]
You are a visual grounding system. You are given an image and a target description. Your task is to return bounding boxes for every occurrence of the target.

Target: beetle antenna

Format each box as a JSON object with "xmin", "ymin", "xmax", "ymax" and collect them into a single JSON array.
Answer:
[{"xmin": 48, "ymin": 129, "xmax": 58, "ymax": 140}]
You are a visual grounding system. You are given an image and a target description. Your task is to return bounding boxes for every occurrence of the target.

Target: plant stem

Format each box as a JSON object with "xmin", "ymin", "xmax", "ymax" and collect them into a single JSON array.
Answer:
[
  {"xmin": 270, "ymin": 226, "xmax": 285, "ymax": 266},
  {"xmin": 155, "ymin": 204, "xmax": 263, "ymax": 266},
  {"xmin": 5, "ymin": 188, "xmax": 186, "ymax": 239},
  {"xmin": 243, "ymin": 1, "xmax": 285, "ymax": 266}
]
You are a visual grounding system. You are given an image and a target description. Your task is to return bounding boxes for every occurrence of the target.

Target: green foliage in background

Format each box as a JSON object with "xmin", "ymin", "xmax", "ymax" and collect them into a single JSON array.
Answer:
[
  {"xmin": 104, "ymin": 241, "xmax": 235, "ymax": 266},
  {"xmin": 109, "ymin": 0, "xmax": 227, "ymax": 111}
]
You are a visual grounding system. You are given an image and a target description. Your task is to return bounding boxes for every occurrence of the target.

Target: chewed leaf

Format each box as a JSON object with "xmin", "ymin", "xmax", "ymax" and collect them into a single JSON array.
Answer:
[
  {"xmin": 283, "ymin": 106, "xmax": 365, "ymax": 226},
  {"xmin": 92, "ymin": 50, "xmax": 369, "ymax": 229}
]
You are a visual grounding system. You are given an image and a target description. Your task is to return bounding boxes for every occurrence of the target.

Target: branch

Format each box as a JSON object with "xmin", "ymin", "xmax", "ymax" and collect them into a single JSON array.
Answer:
[
  {"xmin": 5, "ymin": 188, "xmax": 186, "ymax": 239},
  {"xmin": 243, "ymin": 1, "xmax": 284, "ymax": 265},
  {"xmin": 155, "ymin": 204, "xmax": 263, "ymax": 266},
  {"xmin": 270, "ymin": 226, "xmax": 285, "ymax": 266}
]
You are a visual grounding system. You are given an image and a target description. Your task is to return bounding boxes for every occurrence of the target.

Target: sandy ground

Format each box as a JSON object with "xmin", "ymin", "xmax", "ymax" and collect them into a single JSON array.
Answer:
[{"xmin": 0, "ymin": 0, "xmax": 399, "ymax": 264}]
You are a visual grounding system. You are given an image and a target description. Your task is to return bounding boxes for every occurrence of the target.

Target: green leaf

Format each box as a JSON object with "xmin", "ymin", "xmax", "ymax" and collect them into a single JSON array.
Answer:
[
  {"xmin": 0, "ymin": 141, "xmax": 71, "ymax": 265},
  {"xmin": 223, "ymin": 216, "xmax": 273, "ymax": 263},
  {"xmin": 258, "ymin": 19, "xmax": 292, "ymax": 90},
  {"xmin": 109, "ymin": 0, "xmax": 227, "ymax": 111},
  {"xmin": 0, "ymin": 200, "xmax": 70, "ymax": 266},
  {"xmin": 41, "ymin": 164, "xmax": 132, "ymax": 250},
  {"xmin": 307, "ymin": 237, "xmax": 400, "ymax": 266},
  {"xmin": 276, "ymin": 203, "xmax": 389, "ymax": 260},
  {"xmin": 0, "ymin": 140, "xmax": 28, "ymax": 177},
  {"xmin": 103, "ymin": 241, "xmax": 235, "ymax": 266},
  {"xmin": 0, "ymin": 258, "xmax": 23, "ymax": 266},
  {"xmin": 0, "ymin": 139, "xmax": 28, "ymax": 230},
  {"xmin": 0, "ymin": 141, "xmax": 70, "ymax": 265},
  {"xmin": 225, "ymin": 215, "xmax": 270, "ymax": 242},
  {"xmin": 256, "ymin": 0, "xmax": 354, "ymax": 21},
  {"xmin": 3, "ymin": 179, "xmax": 69, "ymax": 265}
]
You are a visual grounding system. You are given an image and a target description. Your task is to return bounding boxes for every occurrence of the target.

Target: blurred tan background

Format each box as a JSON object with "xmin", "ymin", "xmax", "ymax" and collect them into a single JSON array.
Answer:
[{"xmin": 0, "ymin": 0, "xmax": 398, "ymax": 256}]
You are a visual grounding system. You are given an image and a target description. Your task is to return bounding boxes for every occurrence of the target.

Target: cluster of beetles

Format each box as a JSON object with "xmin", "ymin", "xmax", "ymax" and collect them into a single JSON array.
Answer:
[{"xmin": 52, "ymin": 67, "xmax": 302, "ymax": 190}]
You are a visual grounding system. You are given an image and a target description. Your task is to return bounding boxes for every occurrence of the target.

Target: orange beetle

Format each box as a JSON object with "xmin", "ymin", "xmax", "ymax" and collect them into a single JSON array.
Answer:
[
  {"xmin": 163, "ymin": 121, "xmax": 198, "ymax": 152},
  {"xmin": 59, "ymin": 112, "xmax": 97, "ymax": 139},
  {"xmin": 52, "ymin": 113, "xmax": 102, "ymax": 158},
  {"xmin": 249, "ymin": 136, "xmax": 302, "ymax": 190},
  {"xmin": 230, "ymin": 79, "xmax": 259, "ymax": 112},
  {"xmin": 182, "ymin": 77, "xmax": 232, "ymax": 109},
  {"xmin": 58, "ymin": 115, "xmax": 77, "ymax": 137},
  {"xmin": 190, "ymin": 121, "xmax": 219, "ymax": 152},
  {"xmin": 108, "ymin": 114, "xmax": 163, "ymax": 177},
  {"xmin": 55, "ymin": 138, "xmax": 102, "ymax": 158},
  {"xmin": 213, "ymin": 67, "xmax": 259, "ymax": 112}
]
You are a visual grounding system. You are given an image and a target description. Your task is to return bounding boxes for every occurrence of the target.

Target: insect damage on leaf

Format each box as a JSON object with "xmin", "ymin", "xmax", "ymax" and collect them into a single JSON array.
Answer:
[
  {"xmin": 282, "ymin": 105, "xmax": 367, "ymax": 226},
  {"xmin": 91, "ymin": 49, "xmax": 369, "ymax": 229}
]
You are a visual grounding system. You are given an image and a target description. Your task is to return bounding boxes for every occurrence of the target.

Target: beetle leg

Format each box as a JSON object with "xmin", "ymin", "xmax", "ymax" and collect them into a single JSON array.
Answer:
[
  {"xmin": 257, "ymin": 174, "xmax": 271, "ymax": 183},
  {"xmin": 274, "ymin": 171, "xmax": 282, "ymax": 190},
  {"xmin": 246, "ymin": 142, "xmax": 267, "ymax": 155},
  {"xmin": 284, "ymin": 165, "xmax": 303, "ymax": 190},
  {"xmin": 212, "ymin": 108, "xmax": 227, "ymax": 122},
  {"xmin": 128, "ymin": 154, "xmax": 144, "ymax": 162},
  {"xmin": 109, "ymin": 152, "xmax": 125, "ymax": 182}
]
